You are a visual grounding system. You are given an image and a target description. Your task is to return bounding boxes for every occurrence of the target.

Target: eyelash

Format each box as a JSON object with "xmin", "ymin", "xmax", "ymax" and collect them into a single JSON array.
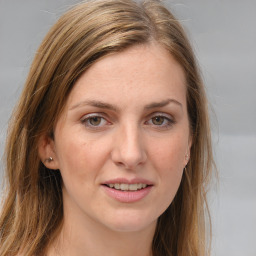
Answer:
[
  {"xmin": 145, "ymin": 114, "xmax": 175, "ymax": 129},
  {"xmin": 80, "ymin": 113, "xmax": 175, "ymax": 130},
  {"xmin": 81, "ymin": 114, "xmax": 110, "ymax": 129}
]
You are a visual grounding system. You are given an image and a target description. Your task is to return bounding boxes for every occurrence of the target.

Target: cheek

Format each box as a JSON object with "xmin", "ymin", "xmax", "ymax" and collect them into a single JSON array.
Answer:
[
  {"xmin": 149, "ymin": 135, "xmax": 186, "ymax": 171},
  {"xmin": 148, "ymin": 135, "xmax": 186, "ymax": 193},
  {"xmin": 55, "ymin": 133, "xmax": 109, "ymax": 181},
  {"xmin": 55, "ymin": 138, "xmax": 102, "ymax": 202}
]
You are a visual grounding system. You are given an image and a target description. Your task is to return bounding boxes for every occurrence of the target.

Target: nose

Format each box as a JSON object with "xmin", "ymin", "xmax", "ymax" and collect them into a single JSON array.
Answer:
[{"xmin": 111, "ymin": 124, "xmax": 147, "ymax": 170}]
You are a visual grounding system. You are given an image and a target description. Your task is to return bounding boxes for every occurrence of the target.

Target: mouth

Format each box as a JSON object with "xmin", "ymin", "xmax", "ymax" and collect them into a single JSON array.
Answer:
[
  {"xmin": 101, "ymin": 178, "xmax": 153, "ymax": 202},
  {"xmin": 103, "ymin": 183, "xmax": 150, "ymax": 191},
  {"xmin": 102, "ymin": 179, "xmax": 153, "ymax": 202}
]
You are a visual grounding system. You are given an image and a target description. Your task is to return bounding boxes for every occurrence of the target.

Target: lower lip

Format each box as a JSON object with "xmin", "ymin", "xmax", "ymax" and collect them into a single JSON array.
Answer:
[{"xmin": 102, "ymin": 185, "xmax": 152, "ymax": 203}]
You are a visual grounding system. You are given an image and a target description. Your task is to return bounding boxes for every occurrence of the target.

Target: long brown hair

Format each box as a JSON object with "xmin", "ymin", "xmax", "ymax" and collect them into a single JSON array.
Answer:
[{"xmin": 0, "ymin": 0, "xmax": 214, "ymax": 255}]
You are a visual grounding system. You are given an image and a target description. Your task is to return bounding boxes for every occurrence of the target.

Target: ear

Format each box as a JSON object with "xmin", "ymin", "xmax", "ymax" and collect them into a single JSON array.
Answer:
[
  {"xmin": 38, "ymin": 134, "xmax": 60, "ymax": 170},
  {"xmin": 184, "ymin": 136, "xmax": 193, "ymax": 167}
]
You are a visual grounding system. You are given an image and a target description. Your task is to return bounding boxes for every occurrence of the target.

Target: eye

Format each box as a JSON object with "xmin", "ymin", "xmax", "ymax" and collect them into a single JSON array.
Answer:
[
  {"xmin": 81, "ymin": 114, "xmax": 109, "ymax": 128},
  {"xmin": 146, "ymin": 113, "xmax": 175, "ymax": 128},
  {"xmin": 151, "ymin": 116, "xmax": 166, "ymax": 125},
  {"xmin": 88, "ymin": 116, "xmax": 103, "ymax": 126}
]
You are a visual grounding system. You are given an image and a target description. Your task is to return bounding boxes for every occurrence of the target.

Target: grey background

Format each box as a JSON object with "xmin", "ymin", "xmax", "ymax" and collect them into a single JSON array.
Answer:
[{"xmin": 0, "ymin": 0, "xmax": 255, "ymax": 255}]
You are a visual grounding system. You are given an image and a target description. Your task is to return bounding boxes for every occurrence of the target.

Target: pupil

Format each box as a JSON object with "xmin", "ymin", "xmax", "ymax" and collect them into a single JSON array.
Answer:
[
  {"xmin": 153, "ymin": 116, "xmax": 164, "ymax": 125},
  {"xmin": 90, "ymin": 117, "xmax": 101, "ymax": 125}
]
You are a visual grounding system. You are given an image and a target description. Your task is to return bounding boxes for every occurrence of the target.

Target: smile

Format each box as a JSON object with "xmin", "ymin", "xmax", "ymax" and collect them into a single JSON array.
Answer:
[
  {"xmin": 105, "ymin": 183, "xmax": 148, "ymax": 191},
  {"xmin": 102, "ymin": 180, "xmax": 153, "ymax": 203}
]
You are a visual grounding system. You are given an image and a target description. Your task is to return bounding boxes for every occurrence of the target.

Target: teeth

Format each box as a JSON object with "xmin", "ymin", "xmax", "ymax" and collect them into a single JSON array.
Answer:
[
  {"xmin": 129, "ymin": 184, "xmax": 139, "ymax": 190},
  {"xmin": 107, "ymin": 183, "xmax": 148, "ymax": 191},
  {"xmin": 120, "ymin": 184, "xmax": 128, "ymax": 190}
]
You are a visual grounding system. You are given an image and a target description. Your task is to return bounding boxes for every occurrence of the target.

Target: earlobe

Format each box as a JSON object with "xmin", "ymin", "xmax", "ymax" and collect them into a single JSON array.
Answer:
[
  {"xmin": 38, "ymin": 135, "xmax": 60, "ymax": 170},
  {"xmin": 44, "ymin": 156, "xmax": 54, "ymax": 164},
  {"xmin": 184, "ymin": 153, "xmax": 190, "ymax": 167},
  {"xmin": 184, "ymin": 137, "xmax": 192, "ymax": 166}
]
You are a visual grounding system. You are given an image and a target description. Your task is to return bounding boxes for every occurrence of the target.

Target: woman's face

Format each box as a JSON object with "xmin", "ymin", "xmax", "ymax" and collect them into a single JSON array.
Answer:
[{"xmin": 44, "ymin": 44, "xmax": 191, "ymax": 233}]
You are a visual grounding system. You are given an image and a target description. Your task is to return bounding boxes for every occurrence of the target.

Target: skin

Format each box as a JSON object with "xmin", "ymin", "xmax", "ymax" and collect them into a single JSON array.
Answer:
[{"xmin": 40, "ymin": 43, "xmax": 191, "ymax": 256}]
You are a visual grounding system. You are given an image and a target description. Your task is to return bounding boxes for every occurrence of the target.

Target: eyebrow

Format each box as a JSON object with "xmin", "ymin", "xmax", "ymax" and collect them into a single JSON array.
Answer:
[
  {"xmin": 144, "ymin": 99, "xmax": 182, "ymax": 110},
  {"xmin": 69, "ymin": 98, "xmax": 182, "ymax": 111},
  {"xmin": 70, "ymin": 100, "xmax": 118, "ymax": 111}
]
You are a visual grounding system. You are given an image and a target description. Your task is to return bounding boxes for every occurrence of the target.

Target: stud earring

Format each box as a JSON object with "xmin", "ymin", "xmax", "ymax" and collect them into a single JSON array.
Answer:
[
  {"xmin": 44, "ymin": 157, "xmax": 53, "ymax": 163},
  {"xmin": 185, "ymin": 154, "xmax": 189, "ymax": 160}
]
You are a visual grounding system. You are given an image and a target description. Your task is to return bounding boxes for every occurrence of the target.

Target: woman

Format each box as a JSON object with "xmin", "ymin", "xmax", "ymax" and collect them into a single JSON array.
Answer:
[{"xmin": 0, "ymin": 0, "xmax": 215, "ymax": 255}]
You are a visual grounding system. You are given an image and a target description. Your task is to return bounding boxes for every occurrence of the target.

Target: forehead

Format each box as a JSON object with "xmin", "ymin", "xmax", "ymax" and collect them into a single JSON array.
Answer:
[{"xmin": 67, "ymin": 43, "xmax": 186, "ymax": 110}]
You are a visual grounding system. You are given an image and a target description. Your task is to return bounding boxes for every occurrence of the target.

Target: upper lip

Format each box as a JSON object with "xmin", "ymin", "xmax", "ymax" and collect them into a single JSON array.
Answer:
[{"xmin": 102, "ymin": 178, "xmax": 154, "ymax": 185}]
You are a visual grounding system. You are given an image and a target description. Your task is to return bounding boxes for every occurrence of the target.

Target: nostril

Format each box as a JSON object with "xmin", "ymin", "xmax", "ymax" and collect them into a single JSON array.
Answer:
[
  {"xmin": 116, "ymin": 161, "xmax": 124, "ymax": 167},
  {"xmin": 110, "ymin": 135, "xmax": 147, "ymax": 169}
]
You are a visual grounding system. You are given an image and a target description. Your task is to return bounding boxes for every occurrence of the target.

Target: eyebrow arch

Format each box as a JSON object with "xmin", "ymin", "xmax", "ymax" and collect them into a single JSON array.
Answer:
[
  {"xmin": 144, "ymin": 98, "xmax": 183, "ymax": 110},
  {"xmin": 69, "ymin": 100, "xmax": 118, "ymax": 111},
  {"xmin": 69, "ymin": 98, "xmax": 182, "ymax": 112}
]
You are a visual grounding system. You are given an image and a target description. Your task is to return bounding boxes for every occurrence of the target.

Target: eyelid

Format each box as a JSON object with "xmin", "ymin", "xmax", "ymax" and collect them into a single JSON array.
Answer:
[
  {"xmin": 80, "ymin": 113, "xmax": 111, "ymax": 128},
  {"xmin": 81, "ymin": 112, "xmax": 104, "ymax": 120},
  {"xmin": 145, "ymin": 112, "xmax": 176, "ymax": 127},
  {"xmin": 147, "ymin": 112, "xmax": 174, "ymax": 120},
  {"xmin": 80, "ymin": 112, "xmax": 110, "ymax": 121}
]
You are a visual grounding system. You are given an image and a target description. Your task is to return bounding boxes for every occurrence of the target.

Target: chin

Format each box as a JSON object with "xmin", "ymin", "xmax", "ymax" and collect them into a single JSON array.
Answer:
[{"xmin": 102, "ymin": 210, "xmax": 157, "ymax": 233}]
